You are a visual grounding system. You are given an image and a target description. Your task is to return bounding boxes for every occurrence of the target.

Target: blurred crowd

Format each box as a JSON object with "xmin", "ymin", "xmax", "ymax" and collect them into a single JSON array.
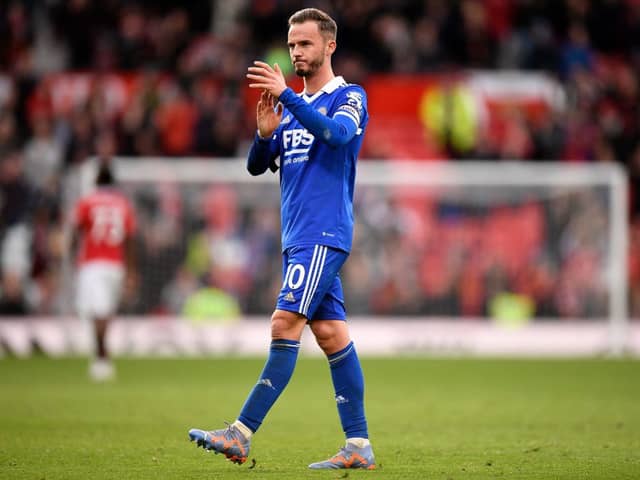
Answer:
[
  {"xmin": 98, "ymin": 177, "xmax": 611, "ymax": 320},
  {"xmin": 2, "ymin": 0, "xmax": 640, "ymax": 319}
]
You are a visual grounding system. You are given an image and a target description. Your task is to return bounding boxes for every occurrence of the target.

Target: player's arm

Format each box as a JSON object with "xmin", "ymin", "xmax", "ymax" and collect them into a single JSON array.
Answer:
[
  {"xmin": 68, "ymin": 200, "xmax": 84, "ymax": 261},
  {"xmin": 247, "ymin": 90, "xmax": 281, "ymax": 176},
  {"xmin": 69, "ymin": 229, "xmax": 80, "ymax": 260},
  {"xmin": 247, "ymin": 61, "xmax": 363, "ymax": 148},
  {"xmin": 124, "ymin": 210, "xmax": 136, "ymax": 274},
  {"xmin": 123, "ymin": 204, "xmax": 138, "ymax": 292},
  {"xmin": 247, "ymin": 132, "xmax": 280, "ymax": 175},
  {"xmin": 278, "ymin": 87, "xmax": 360, "ymax": 147},
  {"xmin": 123, "ymin": 235, "xmax": 136, "ymax": 278}
]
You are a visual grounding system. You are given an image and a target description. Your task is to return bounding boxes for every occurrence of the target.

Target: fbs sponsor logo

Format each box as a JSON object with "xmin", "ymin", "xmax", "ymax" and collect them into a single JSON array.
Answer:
[
  {"xmin": 283, "ymin": 128, "xmax": 314, "ymax": 149},
  {"xmin": 284, "ymin": 291, "xmax": 296, "ymax": 302}
]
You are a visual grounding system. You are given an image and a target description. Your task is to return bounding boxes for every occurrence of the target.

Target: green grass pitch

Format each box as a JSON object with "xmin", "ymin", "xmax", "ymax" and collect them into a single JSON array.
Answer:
[{"xmin": 1, "ymin": 356, "xmax": 639, "ymax": 479}]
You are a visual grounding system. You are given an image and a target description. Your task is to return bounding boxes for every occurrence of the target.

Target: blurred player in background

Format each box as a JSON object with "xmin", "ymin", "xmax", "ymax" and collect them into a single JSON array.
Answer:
[
  {"xmin": 70, "ymin": 161, "xmax": 136, "ymax": 381},
  {"xmin": 189, "ymin": 8, "xmax": 375, "ymax": 470}
]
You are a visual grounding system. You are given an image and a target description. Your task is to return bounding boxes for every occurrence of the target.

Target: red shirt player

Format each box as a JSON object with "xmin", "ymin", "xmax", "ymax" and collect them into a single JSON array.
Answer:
[{"xmin": 71, "ymin": 162, "xmax": 136, "ymax": 381}]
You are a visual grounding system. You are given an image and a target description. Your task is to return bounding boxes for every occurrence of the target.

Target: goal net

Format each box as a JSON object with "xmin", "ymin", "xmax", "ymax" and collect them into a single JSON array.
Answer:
[{"xmin": 63, "ymin": 158, "xmax": 629, "ymax": 353}]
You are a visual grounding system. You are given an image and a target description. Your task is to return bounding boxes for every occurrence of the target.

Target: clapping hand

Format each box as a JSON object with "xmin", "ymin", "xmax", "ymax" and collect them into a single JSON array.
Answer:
[
  {"xmin": 255, "ymin": 90, "xmax": 282, "ymax": 139},
  {"xmin": 247, "ymin": 61, "xmax": 287, "ymax": 98},
  {"xmin": 248, "ymin": 61, "xmax": 288, "ymax": 138}
]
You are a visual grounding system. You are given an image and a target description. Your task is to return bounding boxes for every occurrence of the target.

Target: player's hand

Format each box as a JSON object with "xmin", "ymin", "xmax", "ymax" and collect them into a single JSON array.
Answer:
[
  {"xmin": 247, "ymin": 61, "xmax": 288, "ymax": 98},
  {"xmin": 256, "ymin": 89, "xmax": 282, "ymax": 139}
]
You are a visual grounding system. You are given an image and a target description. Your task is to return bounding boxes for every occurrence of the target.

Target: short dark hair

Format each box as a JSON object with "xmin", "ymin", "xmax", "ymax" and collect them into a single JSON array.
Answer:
[
  {"xmin": 96, "ymin": 162, "xmax": 116, "ymax": 186},
  {"xmin": 288, "ymin": 8, "xmax": 337, "ymax": 41}
]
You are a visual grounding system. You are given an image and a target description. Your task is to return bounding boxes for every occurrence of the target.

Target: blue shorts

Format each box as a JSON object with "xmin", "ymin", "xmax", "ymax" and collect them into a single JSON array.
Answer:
[{"xmin": 276, "ymin": 245, "xmax": 348, "ymax": 321}]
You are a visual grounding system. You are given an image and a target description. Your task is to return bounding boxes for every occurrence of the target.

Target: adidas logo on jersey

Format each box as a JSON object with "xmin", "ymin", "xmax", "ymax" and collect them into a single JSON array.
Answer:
[{"xmin": 284, "ymin": 291, "xmax": 296, "ymax": 302}]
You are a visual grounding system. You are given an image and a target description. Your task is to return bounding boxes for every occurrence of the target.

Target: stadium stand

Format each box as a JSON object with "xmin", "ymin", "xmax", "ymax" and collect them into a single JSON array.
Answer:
[{"xmin": 1, "ymin": 0, "xmax": 640, "ymax": 319}]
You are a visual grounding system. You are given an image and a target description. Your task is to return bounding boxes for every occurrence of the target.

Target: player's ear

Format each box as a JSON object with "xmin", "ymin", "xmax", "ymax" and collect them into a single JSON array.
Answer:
[{"xmin": 326, "ymin": 40, "xmax": 336, "ymax": 56}]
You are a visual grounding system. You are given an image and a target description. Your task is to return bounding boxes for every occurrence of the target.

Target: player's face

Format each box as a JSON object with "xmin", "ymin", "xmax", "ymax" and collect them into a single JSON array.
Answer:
[{"xmin": 287, "ymin": 21, "xmax": 332, "ymax": 77}]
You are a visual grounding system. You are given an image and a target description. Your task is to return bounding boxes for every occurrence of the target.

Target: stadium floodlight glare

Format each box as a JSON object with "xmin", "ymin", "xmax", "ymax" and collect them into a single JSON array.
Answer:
[{"xmin": 68, "ymin": 158, "xmax": 629, "ymax": 355}]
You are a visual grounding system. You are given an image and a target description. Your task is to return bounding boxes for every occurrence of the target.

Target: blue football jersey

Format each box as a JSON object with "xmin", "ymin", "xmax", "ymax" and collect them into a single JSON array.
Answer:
[{"xmin": 267, "ymin": 76, "xmax": 368, "ymax": 253}]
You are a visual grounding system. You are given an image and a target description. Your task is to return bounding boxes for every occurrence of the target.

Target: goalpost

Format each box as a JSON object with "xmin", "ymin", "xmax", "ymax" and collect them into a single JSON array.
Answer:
[{"xmin": 58, "ymin": 158, "xmax": 629, "ymax": 356}]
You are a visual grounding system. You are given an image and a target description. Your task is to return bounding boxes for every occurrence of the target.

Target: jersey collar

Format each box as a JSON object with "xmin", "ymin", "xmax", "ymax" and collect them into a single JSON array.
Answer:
[{"xmin": 301, "ymin": 76, "xmax": 346, "ymax": 102}]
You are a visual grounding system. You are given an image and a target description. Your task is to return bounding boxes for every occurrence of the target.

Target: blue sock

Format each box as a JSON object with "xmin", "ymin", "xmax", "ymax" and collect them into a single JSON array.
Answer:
[
  {"xmin": 238, "ymin": 339, "xmax": 300, "ymax": 433},
  {"xmin": 328, "ymin": 341, "xmax": 369, "ymax": 439}
]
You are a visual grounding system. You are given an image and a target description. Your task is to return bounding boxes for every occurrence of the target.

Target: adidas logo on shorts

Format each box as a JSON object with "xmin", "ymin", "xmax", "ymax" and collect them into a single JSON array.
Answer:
[{"xmin": 284, "ymin": 291, "xmax": 296, "ymax": 302}]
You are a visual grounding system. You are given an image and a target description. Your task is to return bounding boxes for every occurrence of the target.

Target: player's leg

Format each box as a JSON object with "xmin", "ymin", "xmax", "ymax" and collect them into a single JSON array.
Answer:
[
  {"xmin": 93, "ymin": 316, "xmax": 109, "ymax": 359},
  {"xmin": 77, "ymin": 264, "xmax": 102, "ymax": 380},
  {"xmin": 233, "ymin": 245, "xmax": 344, "ymax": 435},
  {"xmin": 307, "ymin": 281, "xmax": 375, "ymax": 469},
  {"xmin": 88, "ymin": 314, "xmax": 115, "ymax": 381},
  {"xmin": 189, "ymin": 309, "xmax": 306, "ymax": 463},
  {"xmin": 78, "ymin": 263, "xmax": 123, "ymax": 381},
  {"xmin": 236, "ymin": 308, "xmax": 306, "ymax": 430},
  {"xmin": 190, "ymin": 246, "xmax": 324, "ymax": 463}
]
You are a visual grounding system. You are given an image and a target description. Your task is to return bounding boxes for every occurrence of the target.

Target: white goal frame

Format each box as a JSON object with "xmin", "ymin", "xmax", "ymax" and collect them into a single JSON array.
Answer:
[{"xmin": 68, "ymin": 158, "xmax": 629, "ymax": 355}]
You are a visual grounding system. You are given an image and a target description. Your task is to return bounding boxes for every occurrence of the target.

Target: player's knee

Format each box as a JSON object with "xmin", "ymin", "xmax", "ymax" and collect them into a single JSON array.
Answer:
[
  {"xmin": 310, "ymin": 321, "xmax": 346, "ymax": 354},
  {"xmin": 270, "ymin": 310, "xmax": 304, "ymax": 340},
  {"xmin": 315, "ymin": 335, "xmax": 334, "ymax": 354}
]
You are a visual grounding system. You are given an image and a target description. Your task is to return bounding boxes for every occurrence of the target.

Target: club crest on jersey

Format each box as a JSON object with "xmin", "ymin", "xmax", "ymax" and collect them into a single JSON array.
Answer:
[
  {"xmin": 317, "ymin": 107, "xmax": 327, "ymax": 116},
  {"xmin": 281, "ymin": 115, "xmax": 291, "ymax": 124},
  {"xmin": 346, "ymin": 91, "xmax": 363, "ymax": 110}
]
